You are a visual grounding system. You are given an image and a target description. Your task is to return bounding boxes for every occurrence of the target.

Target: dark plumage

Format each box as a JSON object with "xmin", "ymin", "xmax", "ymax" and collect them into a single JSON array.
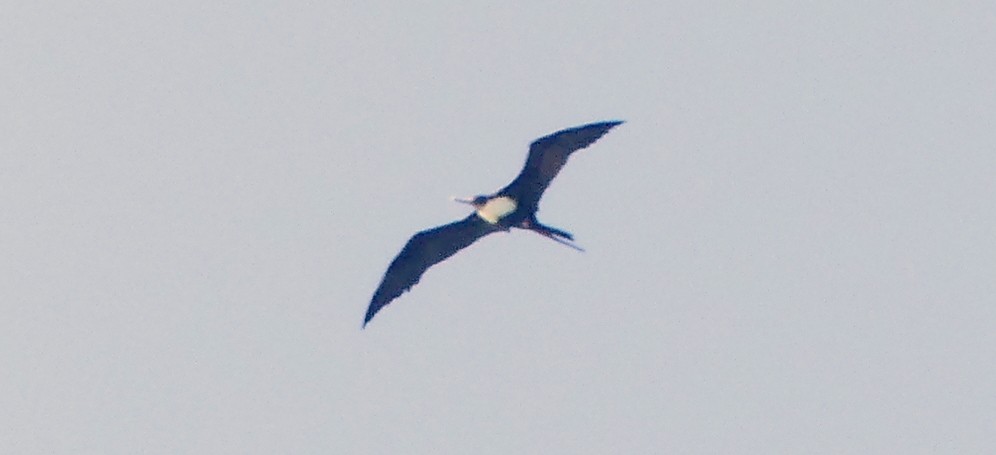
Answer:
[
  {"xmin": 364, "ymin": 214, "xmax": 497, "ymax": 325},
  {"xmin": 363, "ymin": 120, "xmax": 623, "ymax": 327},
  {"xmin": 498, "ymin": 121, "xmax": 624, "ymax": 215}
]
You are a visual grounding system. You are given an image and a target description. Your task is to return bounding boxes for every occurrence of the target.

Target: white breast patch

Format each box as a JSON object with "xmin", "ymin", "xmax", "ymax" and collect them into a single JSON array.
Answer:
[{"xmin": 475, "ymin": 197, "xmax": 517, "ymax": 224}]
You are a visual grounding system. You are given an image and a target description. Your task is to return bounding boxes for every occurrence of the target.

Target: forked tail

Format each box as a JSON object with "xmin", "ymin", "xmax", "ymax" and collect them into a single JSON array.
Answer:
[{"xmin": 528, "ymin": 221, "xmax": 585, "ymax": 252}]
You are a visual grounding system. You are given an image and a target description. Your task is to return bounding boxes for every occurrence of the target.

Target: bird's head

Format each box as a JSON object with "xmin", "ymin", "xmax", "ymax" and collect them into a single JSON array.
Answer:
[{"xmin": 451, "ymin": 195, "xmax": 489, "ymax": 208}]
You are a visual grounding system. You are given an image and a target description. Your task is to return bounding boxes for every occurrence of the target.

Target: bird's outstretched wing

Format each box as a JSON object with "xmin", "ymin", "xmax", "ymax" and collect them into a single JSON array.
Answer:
[
  {"xmin": 364, "ymin": 214, "xmax": 498, "ymax": 327},
  {"xmin": 498, "ymin": 120, "xmax": 623, "ymax": 211}
]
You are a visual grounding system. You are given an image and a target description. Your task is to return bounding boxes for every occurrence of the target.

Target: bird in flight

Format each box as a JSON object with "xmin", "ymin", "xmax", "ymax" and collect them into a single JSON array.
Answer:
[{"xmin": 363, "ymin": 120, "xmax": 623, "ymax": 327}]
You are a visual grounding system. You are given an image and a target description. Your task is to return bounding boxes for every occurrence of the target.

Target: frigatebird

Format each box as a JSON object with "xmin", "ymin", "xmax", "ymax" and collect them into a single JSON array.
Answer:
[{"xmin": 363, "ymin": 120, "xmax": 623, "ymax": 327}]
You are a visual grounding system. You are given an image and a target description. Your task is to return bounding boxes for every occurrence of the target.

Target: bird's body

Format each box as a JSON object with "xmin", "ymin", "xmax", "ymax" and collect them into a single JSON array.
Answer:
[{"xmin": 363, "ymin": 120, "xmax": 623, "ymax": 327}]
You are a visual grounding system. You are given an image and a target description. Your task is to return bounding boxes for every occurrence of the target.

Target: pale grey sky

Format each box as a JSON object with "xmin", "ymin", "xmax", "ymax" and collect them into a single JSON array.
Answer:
[{"xmin": 2, "ymin": 2, "xmax": 994, "ymax": 454}]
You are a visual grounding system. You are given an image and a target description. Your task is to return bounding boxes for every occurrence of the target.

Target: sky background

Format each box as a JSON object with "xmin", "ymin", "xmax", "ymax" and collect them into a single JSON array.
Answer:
[{"xmin": 3, "ymin": 2, "xmax": 995, "ymax": 453}]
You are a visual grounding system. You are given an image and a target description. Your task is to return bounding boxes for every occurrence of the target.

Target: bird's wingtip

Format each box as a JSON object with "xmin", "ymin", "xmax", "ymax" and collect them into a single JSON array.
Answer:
[
  {"xmin": 362, "ymin": 306, "xmax": 377, "ymax": 329},
  {"xmin": 588, "ymin": 119, "xmax": 624, "ymax": 131}
]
